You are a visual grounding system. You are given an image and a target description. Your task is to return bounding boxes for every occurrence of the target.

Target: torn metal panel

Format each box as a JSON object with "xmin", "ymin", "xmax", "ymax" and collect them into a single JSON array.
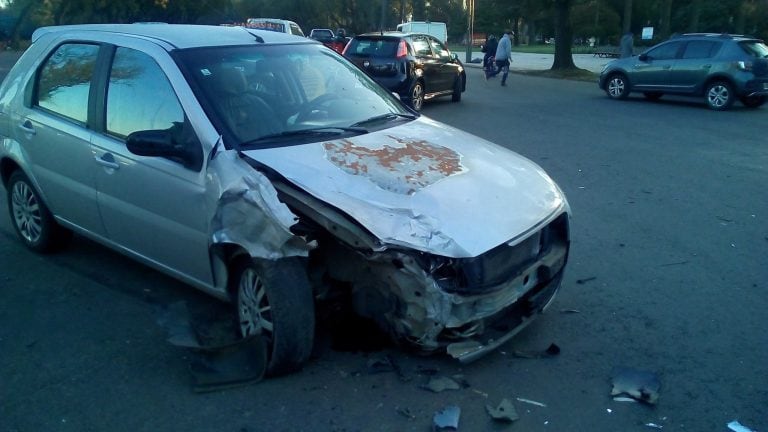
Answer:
[
  {"xmin": 241, "ymin": 118, "xmax": 568, "ymax": 258},
  {"xmin": 207, "ymin": 150, "xmax": 310, "ymax": 260}
]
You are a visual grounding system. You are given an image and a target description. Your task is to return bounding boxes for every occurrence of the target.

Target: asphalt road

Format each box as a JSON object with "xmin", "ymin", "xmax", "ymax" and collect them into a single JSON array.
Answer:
[{"xmin": 1, "ymin": 53, "xmax": 767, "ymax": 432}]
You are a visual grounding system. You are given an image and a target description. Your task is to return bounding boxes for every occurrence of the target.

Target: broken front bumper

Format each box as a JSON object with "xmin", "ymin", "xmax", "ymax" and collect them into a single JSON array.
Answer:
[{"xmin": 344, "ymin": 214, "xmax": 569, "ymax": 362}]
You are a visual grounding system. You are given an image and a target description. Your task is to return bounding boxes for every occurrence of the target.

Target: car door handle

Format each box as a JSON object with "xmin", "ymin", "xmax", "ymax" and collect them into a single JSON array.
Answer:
[
  {"xmin": 663, "ymin": 65, "xmax": 671, "ymax": 70},
  {"xmin": 702, "ymin": 64, "xmax": 711, "ymax": 69},
  {"xmin": 18, "ymin": 120, "xmax": 35, "ymax": 135},
  {"xmin": 95, "ymin": 154, "xmax": 120, "ymax": 170}
]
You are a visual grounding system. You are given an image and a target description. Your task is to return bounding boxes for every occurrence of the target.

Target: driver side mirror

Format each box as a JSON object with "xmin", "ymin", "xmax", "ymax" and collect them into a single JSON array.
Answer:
[
  {"xmin": 451, "ymin": 52, "xmax": 459, "ymax": 61},
  {"xmin": 126, "ymin": 129, "xmax": 202, "ymax": 171},
  {"xmin": 639, "ymin": 54, "xmax": 650, "ymax": 62}
]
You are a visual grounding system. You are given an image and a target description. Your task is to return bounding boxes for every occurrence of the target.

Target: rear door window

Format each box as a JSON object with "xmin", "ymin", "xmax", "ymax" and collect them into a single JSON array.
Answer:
[
  {"xmin": 682, "ymin": 41, "xmax": 721, "ymax": 59},
  {"xmin": 412, "ymin": 36, "xmax": 433, "ymax": 57},
  {"xmin": 35, "ymin": 43, "xmax": 100, "ymax": 124}
]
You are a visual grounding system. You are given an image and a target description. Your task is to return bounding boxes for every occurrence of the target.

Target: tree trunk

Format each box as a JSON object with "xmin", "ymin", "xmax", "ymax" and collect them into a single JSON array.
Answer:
[
  {"xmin": 688, "ymin": 0, "xmax": 702, "ymax": 32},
  {"xmin": 551, "ymin": 0, "xmax": 576, "ymax": 70},
  {"xmin": 734, "ymin": 0, "xmax": 747, "ymax": 35},
  {"xmin": 660, "ymin": 0, "xmax": 673, "ymax": 39},
  {"xmin": 623, "ymin": 0, "xmax": 633, "ymax": 34}
]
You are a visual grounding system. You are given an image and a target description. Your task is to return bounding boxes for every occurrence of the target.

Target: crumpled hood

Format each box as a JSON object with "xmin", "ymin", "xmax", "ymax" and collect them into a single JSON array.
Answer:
[{"xmin": 241, "ymin": 116, "xmax": 567, "ymax": 258}]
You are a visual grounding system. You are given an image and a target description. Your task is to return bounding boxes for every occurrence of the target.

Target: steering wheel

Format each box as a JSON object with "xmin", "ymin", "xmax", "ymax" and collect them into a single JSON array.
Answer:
[{"xmin": 295, "ymin": 93, "xmax": 341, "ymax": 124}]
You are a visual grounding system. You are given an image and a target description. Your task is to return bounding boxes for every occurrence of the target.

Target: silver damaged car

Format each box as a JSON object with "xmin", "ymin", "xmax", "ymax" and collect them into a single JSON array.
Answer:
[{"xmin": 0, "ymin": 24, "xmax": 570, "ymax": 375}]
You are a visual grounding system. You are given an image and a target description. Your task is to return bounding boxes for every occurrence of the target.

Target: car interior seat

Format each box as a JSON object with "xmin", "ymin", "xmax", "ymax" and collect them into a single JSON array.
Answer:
[{"xmin": 211, "ymin": 65, "xmax": 282, "ymax": 141}]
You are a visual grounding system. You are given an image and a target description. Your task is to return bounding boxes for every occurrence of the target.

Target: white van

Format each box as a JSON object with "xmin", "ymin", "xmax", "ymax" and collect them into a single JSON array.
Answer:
[
  {"xmin": 245, "ymin": 18, "xmax": 305, "ymax": 37},
  {"xmin": 396, "ymin": 21, "xmax": 447, "ymax": 43}
]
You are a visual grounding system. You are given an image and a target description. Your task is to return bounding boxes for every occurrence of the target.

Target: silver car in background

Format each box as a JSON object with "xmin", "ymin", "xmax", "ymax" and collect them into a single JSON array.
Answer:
[{"xmin": 0, "ymin": 24, "xmax": 570, "ymax": 375}]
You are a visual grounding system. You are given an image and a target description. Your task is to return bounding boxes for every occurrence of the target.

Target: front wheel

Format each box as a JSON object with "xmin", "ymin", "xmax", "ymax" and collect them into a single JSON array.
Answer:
[
  {"xmin": 740, "ymin": 95, "xmax": 766, "ymax": 109},
  {"xmin": 606, "ymin": 74, "xmax": 630, "ymax": 99},
  {"xmin": 451, "ymin": 76, "xmax": 463, "ymax": 102},
  {"xmin": 233, "ymin": 257, "xmax": 315, "ymax": 376},
  {"xmin": 705, "ymin": 81, "xmax": 735, "ymax": 110},
  {"xmin": 7, "ymin": 171, "xmax": 71, "ymax": 253},
  {"xmin": 407, "ymin": 81, "xmax": 425, "ymax": 111}
]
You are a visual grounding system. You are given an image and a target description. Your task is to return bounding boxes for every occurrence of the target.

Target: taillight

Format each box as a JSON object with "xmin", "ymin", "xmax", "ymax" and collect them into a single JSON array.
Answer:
[
  {"xmin": 396, "ymin": 40, "xmax": 407, "ymax": 58},
  {"xmin": 736, "ymin": 60, "xmax": 753, "ymax": 71}
]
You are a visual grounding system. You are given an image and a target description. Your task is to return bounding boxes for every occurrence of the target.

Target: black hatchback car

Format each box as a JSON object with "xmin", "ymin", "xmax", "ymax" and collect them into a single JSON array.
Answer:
[
  {"xmin": 599, "ymin": 33, "xmax": 768, "ymax": 110},
  {"xmin": 343, "ymin": 32, "xmax": 466, "ymax": 111}
]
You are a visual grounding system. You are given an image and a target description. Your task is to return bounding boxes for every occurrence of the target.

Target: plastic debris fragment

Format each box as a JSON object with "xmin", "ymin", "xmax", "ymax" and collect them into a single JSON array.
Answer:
[
  {"xmin": 728, "ymin": 420, "xmax": 755, "ymax": 432},
  {"xmin": 433, "ymin": 405, "xmax": 460, "ymax": 431},
  {"xmin": 485, "ymin": 398, "xmax": 519, "ymax": 423},
  {"xmin": 611, "ymin": 366, "xmax": 661, "ymax": 404},
  {"xmin": 516, "ymin": 397, "xmax": 547, "ymax": 407},
  {"xmin": 422, "ymin": 376, "xmax": 462, "ymax": 393}
]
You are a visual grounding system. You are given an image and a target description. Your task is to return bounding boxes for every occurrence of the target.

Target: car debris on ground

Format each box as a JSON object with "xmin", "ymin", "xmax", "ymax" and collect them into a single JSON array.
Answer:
[
  {"xmin": 433, "ymin": 405, "xmax": 461, "ymax": 431},
  {"xmin": 611, "ymin": 366, "xmax": 661, "ymax": 404},
  {"xmin": 485, "ymin": 398, "xmax": 520, "ymax": 423}
]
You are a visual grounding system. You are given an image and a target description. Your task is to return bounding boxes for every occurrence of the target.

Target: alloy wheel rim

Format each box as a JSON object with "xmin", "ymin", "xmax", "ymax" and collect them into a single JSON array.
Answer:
[
  {"xmin": 609, "ymin": 78, "xmax": 624, "ymax": 97},
  {"xmin": 412, "ymin": 84, "xmax": 424, "ymax": 110},
  {"xmin": 11, "ymin": 181, "xmax": 42, "ymax": 243},
  {"xmin": 238, "ymin": 268, "xmax": 274, "ymax": 339},
  {"xmin": 708, "ymin": 86, "xmax": 728, "ymax": 107}
]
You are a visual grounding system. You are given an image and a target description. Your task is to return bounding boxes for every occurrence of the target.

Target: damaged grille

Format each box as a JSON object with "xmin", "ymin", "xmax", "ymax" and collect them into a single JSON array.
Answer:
[{"xmin": 429, "ymin": 213, "xmax": 569, "ymax": 294}]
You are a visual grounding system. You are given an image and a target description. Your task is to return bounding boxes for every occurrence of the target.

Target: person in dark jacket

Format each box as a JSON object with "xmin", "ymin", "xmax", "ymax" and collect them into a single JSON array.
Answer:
[
  {"xmin": 620, "ymin": 32, "xmax": 634, "ymax": 58},
  {"xmin": 482, "ymin": 34, "xmax": 498, "ymax": 78}
]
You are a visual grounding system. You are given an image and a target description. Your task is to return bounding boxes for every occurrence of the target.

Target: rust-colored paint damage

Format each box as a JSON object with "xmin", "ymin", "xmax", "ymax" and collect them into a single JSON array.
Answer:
[{"xmin": 323, "ymin": 136, "xmax": 465, "ymax": 195}]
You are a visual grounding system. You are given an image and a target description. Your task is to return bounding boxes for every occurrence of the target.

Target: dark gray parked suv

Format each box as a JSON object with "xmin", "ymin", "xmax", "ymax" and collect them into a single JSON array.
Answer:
[{"xmin": 599, "ymin": 33, "xmax": 768, "ymax": 110}]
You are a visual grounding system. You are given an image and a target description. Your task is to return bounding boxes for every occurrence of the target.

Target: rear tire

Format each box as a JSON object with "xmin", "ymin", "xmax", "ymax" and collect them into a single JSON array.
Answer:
[
  {"xmin": 7, "ymin": 171, "xmax": 71, "ymax": 253},
  {"xmin": 740, "ymin": 95, "xmax": 766, "ymax": 108},
  {"xmin": 705, "ymin": 81, "xmax": 735, "ymax": 110},
  {"xmin": 606, "ymin": 73, "xmax": 630, "ymax": 100}
]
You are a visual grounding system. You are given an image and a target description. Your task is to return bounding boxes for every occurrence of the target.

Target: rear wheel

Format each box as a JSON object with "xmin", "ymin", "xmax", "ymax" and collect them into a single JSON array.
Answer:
[
  {"xmin": 233, "ymin": 256, "xmax": 315, "ymax": 376},
  {"xmin": 606, "ymin": 74, "xmax": 630, "ymax": 99},
  {"xmin": 7, "ymin": 171, "xmax": 71, "ymax": 253},
  {"xmin": 643, "ymin": 92, "xmax": 663, "ymax": 101},
  {"xmin": 705, "ymin": 81, "xmax": 735, "ymax": 110},
  {"xmin": 408, "ymin": 81, "xmax": 425, "ymax": 111},
  {"xmin": 740, "ymin": 95, "xmax": 766, "ymax": 109},
  {"xmin": 451, "ymin": 76, "xmax": 463, "ymax": 102}
]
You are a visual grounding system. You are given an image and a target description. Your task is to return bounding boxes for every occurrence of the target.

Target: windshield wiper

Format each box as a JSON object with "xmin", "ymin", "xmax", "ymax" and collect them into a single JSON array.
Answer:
[
  {"xmin": 350, "ymin": 113, "xmax": 417, "ymax": 128},
  {"xmin": 244, "ymin": 127, "xmax": 368, "ymax": 145}
]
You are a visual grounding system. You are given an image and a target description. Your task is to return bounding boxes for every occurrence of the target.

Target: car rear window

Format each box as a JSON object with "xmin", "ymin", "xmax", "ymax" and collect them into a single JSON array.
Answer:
[
  {"xmin": 345, "ymin": 38, "xmax": 399, "ymax": 57},
  {"xmin": 739, "ymin": 41, "xmax": 768, "ymax": 58}
]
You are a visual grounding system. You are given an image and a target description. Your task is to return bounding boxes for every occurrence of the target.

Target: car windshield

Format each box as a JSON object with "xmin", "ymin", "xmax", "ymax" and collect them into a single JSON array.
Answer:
[
  {"xmin": 175, "ymin": 43, "xmax": 412, "ymax": 149},
  {"xmin": 739, "ymin": 41, "xmax": 768, "ymax": 58}
]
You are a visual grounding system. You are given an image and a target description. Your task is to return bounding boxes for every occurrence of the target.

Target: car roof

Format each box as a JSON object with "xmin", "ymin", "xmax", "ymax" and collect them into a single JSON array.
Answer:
[
  {"xmin": 672, "ymin": 33, "xmax": 761, "ymax": 42},
  {"xmin": 31, "ymin": 23, "xmax": 315, "ymax": 49},
  {"xmin": 355, "ymin": 31, "xmax": 433, "ymax": 39}
]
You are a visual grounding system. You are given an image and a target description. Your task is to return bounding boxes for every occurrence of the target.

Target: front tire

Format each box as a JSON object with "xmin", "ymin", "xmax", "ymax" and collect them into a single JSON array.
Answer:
[
  {"xmin": 7, "ymin": 171, "xmax": 71, "ymax": 253},
  {"xmin": 705, "ymin": 81, "xmax": 735, "ymax": 110},
  {"xmin": 408, "ymin": 81, "xmax": 425, "ymax": 111},
  {"xmin": 233, "ymin": 257, "xmax": 315, "ymax": 376},
  {"xmin": 606, "ymin": 73, "xmax": 630, "ymax": 99},
  {"xmin": 740, "ymin": 95, "xmax": 766, "ymax": 109},
  {"xmin": 451, "ymin": 76, "xmax": 463, "ymax": 102}
]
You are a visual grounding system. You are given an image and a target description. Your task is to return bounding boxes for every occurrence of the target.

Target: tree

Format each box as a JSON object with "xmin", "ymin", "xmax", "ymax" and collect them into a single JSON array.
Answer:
[{"xmin": 551, "ymin": 0, "xmax": 576, "ymax": 69}]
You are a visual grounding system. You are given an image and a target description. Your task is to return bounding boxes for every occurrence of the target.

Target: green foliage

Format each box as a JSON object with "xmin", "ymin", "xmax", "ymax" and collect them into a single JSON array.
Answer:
[{"xmin": 1, "ymin": 0, "xmax": 767, "ymax": 44}]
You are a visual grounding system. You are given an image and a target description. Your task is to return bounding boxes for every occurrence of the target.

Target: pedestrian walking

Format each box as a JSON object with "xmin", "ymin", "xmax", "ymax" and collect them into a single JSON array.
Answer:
[
  {"xmin": 481, "ymin": 34, "xmax": 498, "ymax": 78},
  {"xmin": 487, "ymin": 30, "xmax": 513, "ymax": 86}
]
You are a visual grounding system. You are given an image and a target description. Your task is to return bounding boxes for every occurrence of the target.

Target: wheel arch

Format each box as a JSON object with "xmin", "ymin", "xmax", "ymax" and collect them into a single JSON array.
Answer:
[
  {"xmin": 1, "ymin": 157, "xmax": 22, "ymax": 188},
  {"xmin": 701, "ymin": 74, "xmax": 737, "ymax": 95}
]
